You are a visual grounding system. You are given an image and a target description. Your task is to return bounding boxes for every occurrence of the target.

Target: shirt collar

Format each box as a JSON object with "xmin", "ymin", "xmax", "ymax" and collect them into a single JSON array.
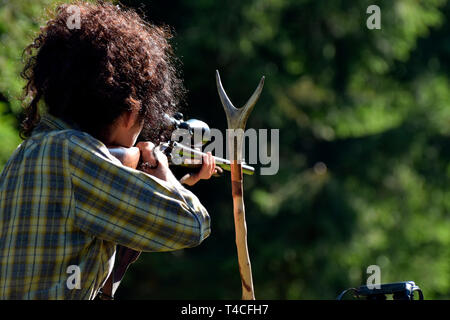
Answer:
[{"xmin": 32, "ymin": 114, "xmax": 75, "ymax": 136}]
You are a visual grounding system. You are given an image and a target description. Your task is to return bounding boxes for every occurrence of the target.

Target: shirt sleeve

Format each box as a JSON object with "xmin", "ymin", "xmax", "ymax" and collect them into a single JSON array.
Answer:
[{"xmin": 66, "ymin": 132, "xmax": 211, "ymax": 252}]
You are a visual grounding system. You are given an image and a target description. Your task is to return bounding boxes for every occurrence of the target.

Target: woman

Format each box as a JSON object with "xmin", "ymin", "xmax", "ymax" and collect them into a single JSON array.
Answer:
[{"xmin": 0, "ymin": 1, "xmax": 215, "ymax": 299}]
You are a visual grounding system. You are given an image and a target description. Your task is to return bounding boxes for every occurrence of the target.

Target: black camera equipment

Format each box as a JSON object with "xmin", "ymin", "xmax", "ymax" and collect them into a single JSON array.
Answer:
[{"xmin": 337, "ymin": 281, "xmax": 424, "ymax": 300}]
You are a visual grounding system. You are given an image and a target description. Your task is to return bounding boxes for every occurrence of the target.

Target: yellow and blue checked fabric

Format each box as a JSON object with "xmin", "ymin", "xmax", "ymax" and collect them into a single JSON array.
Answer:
[{"xmin": 0, "ymin": 114, "xmax": 210, "ymax": 299}]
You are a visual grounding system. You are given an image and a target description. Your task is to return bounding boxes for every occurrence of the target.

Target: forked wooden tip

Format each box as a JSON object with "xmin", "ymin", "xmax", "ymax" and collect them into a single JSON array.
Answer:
[{"xmin": 216, "ymin": 70, "xmax": 265, "ymax": 130}]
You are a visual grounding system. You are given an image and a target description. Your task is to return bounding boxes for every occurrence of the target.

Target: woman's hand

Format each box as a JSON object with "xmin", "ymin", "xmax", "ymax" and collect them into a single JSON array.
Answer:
[
  {"xmin": 137, "ymin": 142, "xmax": 219, "ymax": 187},
  {"xmin": 136, "ymin": 141, "xmax": 181, "ymax": 187},
  {"xmin": 180, "ymin": 152, "xmax": 219, "ymax": 186}
]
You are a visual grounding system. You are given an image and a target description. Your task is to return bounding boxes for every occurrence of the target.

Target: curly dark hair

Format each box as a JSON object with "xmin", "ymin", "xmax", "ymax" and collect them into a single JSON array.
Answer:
[{"xmin": 21, "ymin": 1, "xmax": 184, "ymax": 142}]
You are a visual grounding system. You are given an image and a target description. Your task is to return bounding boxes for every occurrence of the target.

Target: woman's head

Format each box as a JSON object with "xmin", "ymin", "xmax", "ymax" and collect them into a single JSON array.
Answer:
[{"xmin": 21, "ymin": 1, "xmax": 184, "ymax": 142}]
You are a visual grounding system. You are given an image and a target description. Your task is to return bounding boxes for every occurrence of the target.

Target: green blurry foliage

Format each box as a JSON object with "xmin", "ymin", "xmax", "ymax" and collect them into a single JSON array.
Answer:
[
  {"xmin": 0, "ymin": 0, "xmax": 54, "ymax": 166},
  {"xmin": 1, "ymin": 0, "xmax": 449, "ymax": 299}
]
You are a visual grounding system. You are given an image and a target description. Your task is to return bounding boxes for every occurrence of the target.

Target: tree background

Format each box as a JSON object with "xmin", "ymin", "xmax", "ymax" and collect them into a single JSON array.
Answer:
[{"xmin": 0, "ymin": 0, "xmax": 449, "ymax": 299}]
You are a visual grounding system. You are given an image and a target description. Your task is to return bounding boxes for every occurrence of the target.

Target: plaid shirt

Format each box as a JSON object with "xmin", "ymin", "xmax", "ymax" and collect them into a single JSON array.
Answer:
[{"xmin": 0, "ymin": 114, "xmax": 210, "ymax": 299}]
